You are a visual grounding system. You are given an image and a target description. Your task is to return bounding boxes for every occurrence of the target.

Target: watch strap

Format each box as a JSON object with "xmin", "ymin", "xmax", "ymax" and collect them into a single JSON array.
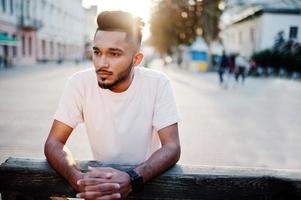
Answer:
[{"xmin": 126, "ymin": 169, "xmax": 144, "ymax": 193}]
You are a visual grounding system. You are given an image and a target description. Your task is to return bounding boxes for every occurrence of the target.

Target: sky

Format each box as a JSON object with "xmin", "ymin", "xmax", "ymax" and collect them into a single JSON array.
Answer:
[{"xmin": 82, "ymin": 0, "xmax": 153, "ymax": 41}]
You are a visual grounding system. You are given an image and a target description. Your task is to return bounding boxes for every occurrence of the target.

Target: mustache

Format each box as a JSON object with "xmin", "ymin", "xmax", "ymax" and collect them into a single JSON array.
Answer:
[{"xmin": 96, "ymin": 69, "xmax": 113, "ymax": 75}]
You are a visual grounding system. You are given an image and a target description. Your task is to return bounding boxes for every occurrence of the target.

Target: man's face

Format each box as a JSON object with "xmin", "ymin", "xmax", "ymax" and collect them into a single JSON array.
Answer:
[{"xmin": 92, "ymin": 30, "xmax": 136, "ymax": 91}]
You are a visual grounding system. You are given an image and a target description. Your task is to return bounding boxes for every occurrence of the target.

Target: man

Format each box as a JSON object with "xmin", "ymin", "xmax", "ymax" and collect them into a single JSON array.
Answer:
[
  {"xmin": 217, "ymin": 50, "xmax": 229, "ymax": 86},
  {"xmin": 44, "ymin": 11, "xmax": 181, "ymax": 200},
  {"xmin": 235, "ymin": 54, "xmax": 249, "ymax": 84}
]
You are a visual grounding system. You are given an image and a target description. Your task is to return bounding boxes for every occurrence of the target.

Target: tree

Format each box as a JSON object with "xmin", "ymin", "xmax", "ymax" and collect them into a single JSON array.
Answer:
[
  {"xmin": 273, "ymin": 31, "xmax": 285, "ymax": 49},
  {"xmin": 149, "ymin": 0, "xmax": 180, "ymax": 56},
  {"xmin": 201, "ymin": 0, "xmax": 222, "ymax": 68},
  {"xmin": 150, "ymin": 0, "xmax": 224, "ymax": 67}
]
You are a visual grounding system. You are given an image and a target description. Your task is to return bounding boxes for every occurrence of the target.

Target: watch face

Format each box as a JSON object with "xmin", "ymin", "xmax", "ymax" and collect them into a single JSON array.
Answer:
[{"xmin": 127, "ymin": 170, "xmax": 144, "ymax": 193}]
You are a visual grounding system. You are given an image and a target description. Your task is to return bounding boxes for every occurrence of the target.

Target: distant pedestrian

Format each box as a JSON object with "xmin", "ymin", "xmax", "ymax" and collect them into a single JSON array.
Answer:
[
  {"xmin": 228, "ymin": 55, "xmax": 235, "ymax": 74},
  {"xmin": 183, "ymin": 51, "xmax": 190, "ymax": 69},
  {"xmin": 224, "ymin": 54, "xmax": 236, "ymax": 87},
  {"xmin": 218, "ymin": 51, "xmax": 229, "ymax": 87},
  {"xmin": 177, "ymin": 54, "xmax": 183, "ymax": 67},
  {"xmin": 235, "ymin": 55, "xmax": 249, "ymax": 84},
  {"xmin": 248, "ymin": 59, "xmax": 257, "ymax": 76}
]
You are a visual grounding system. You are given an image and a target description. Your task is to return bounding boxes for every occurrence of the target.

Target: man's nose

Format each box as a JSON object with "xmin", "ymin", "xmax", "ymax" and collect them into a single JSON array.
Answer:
[{"xmin": 95, "ymin": 56, "xmax": 109, "ymax": 69}]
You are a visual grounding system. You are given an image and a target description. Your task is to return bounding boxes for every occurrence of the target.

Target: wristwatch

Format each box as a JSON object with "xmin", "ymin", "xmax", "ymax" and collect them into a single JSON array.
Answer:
[{"xmin": 126, "ymin": 169, "xmax": 144, "ymax": 193}]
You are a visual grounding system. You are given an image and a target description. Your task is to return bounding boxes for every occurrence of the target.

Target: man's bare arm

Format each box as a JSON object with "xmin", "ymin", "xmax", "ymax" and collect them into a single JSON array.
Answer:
[
  {"xmin": 44, "ymin": 120, "xmax": 84, "ymax": 191},
  {"xmin": 134, "ymin": 123, "xmax": 181, "ymax": 183}
]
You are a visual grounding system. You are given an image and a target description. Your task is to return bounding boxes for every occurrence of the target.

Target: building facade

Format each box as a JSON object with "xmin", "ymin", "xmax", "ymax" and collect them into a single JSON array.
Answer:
[
  {"xmin": 0, "ymin": 0, "xmax": 96, "ymax": 66},
  {"xmin": 83, "ymin": 5, "xmax": 97, "ymax": 60},
  {"xmin": 0, "ymin": 0, "xmax": 19, "ymax": 66},
  {"xmin": 220, "ymin": 0, "xmax": 301, "ymax": 58},
  {"xmin": 36, "ymin": 0, "xmax": 86, "ymax": 64}
]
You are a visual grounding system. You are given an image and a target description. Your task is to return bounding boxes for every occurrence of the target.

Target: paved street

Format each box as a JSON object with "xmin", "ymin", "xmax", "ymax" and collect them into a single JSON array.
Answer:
[{"xmin": 0, "ymin": 61, "xmax": 301, "ymax": 170}]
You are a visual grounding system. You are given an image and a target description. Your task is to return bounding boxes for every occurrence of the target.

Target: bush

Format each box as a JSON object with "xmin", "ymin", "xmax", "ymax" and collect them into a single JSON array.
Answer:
[{"xmin": 251, "ymin": 46, "xmax": 301, "ymax": 78}]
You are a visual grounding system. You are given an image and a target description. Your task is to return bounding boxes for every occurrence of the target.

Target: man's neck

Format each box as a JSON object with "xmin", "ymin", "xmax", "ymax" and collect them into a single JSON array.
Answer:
[{"xmin": 110, "ymin": 70, "xmax": 135, "ymax": 93}]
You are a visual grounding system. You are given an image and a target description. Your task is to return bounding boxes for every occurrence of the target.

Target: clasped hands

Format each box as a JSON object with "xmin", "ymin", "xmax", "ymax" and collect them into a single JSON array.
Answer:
[{"xmin": 76, "ymin": 167, "xmax": 132, "ymax": 200}]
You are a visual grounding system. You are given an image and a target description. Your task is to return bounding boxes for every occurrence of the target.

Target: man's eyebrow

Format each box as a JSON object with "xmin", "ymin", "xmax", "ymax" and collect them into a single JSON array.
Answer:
[
  {"xmin": 108, "ymin": 48, "xmax": 123, "ymax": 52},
  {"xmin": 92, "ymin": 47, "xmax": 124, "ymax": 52}
]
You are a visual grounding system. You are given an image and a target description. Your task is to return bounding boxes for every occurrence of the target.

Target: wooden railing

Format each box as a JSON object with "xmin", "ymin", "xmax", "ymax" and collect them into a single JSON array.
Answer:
[{"xmin": 1, "ymin": 157, "xmax": 301, "ymax": 199}]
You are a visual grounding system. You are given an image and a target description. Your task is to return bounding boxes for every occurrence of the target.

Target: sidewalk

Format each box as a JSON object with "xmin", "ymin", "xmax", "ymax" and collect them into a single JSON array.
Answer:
[
  {"xmin": 1, "ymin": 59, "xmax": 301, "ymax": 170},
  {"xmin": 0, "ymin": 60, "xmax": 92, "ymax": 79}
]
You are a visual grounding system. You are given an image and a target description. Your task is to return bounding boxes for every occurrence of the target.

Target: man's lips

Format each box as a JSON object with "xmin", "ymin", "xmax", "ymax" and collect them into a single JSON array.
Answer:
[{"xmin": 96, "ymin": 70, "xmax": 113, "ymax": 78}]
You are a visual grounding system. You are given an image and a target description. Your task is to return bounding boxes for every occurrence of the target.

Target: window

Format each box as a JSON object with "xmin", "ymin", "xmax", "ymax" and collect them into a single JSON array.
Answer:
[
  {"xmin": 22, "ymin": 36, "xmax": 26, "ymax": 56},
  {"xmin": 289, "ymin": 26, "xmax": 298, "ymax": 40},
  {"xmin": 50, "ymin": 41, "xmax": 54, "ymax": 56},
  {"xmin": 42, "ymin": 40, "xmax": 46, "ymax": 56},
  {"xmin": 239, "ymin": 31, "xmax": 242, "ymax": 44},
  {"xmin": 28, "ymin": 36, "xmax": 32, "ymax": 56},
  {"xmin": 57, "ymin": 43, "xmax": 61, "ymax": 57},
  {"xmin": 9, "ymin": 0, "xmax": 13, "ymax": 14},
  {"xmin": 13, "ymin": 46, "xmax": 17, "ymax": 57},
  {"xmin": 26, "ymin": 0, "xmax": 30, "ymax": 18},
  {"xmin": 250, "ymin": 28, "xmax": 255, "ymax": 42},
  {"xmin": 2, "ymin": 0, "xmax": 6, "ymax": 12}
]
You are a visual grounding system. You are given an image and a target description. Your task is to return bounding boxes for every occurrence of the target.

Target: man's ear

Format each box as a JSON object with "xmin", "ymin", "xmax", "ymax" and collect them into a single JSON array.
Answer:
[{"xmin": 133, "ymin": 52, "xmax": 144, "ymax": 66}]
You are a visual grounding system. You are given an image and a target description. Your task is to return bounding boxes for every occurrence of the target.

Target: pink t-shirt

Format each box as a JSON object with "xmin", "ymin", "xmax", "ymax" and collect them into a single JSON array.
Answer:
[{"xmin": 54, "ymin": 66, "xmax": 180, "ymax": 164}]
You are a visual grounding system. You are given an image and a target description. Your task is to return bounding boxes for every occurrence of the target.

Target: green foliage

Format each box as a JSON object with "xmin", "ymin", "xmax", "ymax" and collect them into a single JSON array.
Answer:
[
  {"xmin": 251, "ymin": 49, "xmax": 273, "ymax": 67},
  {"xmin": 150, "ymin": 0, "xmax": 223, "ymax": 56},
  {"xmin": 201, "ymin": 0, "xmax": 222, "ymax": 45},
  {"xmin": 251, "ymin": 42, "xmax": 301, "ymax": 75}
]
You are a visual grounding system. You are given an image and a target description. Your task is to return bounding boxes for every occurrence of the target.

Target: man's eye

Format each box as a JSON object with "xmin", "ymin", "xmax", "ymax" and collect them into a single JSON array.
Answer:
[
  {"xmin": 110, "ymin": 52, "xmax": 120, "ymax": 57},
  {"xmin": 93, "ymin": 51, "xmax": 100, "ymax": 55}
]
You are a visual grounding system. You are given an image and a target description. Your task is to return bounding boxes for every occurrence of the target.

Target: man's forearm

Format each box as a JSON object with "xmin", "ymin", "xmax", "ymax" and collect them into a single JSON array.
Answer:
[
  {"xmin": 134, "ymin": 142, "xmax": 181, "ymax": 183},
  {"xmin": 44, "ymin": 139, "xmax": 83, "ymax": 191}
]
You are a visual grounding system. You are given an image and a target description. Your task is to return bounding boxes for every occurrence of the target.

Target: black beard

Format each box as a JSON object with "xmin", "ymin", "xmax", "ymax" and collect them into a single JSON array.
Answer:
[{"xmin": 98, "ymin": 60, "xmax": 134, "ymax": 90}]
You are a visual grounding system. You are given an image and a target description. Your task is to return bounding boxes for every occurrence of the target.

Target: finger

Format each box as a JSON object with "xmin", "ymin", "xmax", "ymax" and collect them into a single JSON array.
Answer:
[
  {"xmin": 85, "ymin": 183, "xmax": 120, "ymax": 192},
  {"xmin": 85, "ymin": 172, "xmax": 113, "ymax": 179},
  {"xmin": 77, "ymin": 178, "xmax": 107, "ymax": 186},
  {"xmin": 76, "ymin": 191, "xmax": 101, "ymax": 199},
  {"xmin": 88, "ymin": 166, "xmax": 110, "ymax": 171},
  {"xmin": 89, "ymin": 166, "xmax": 113, "ymax": 173},
  {"xmin": 85, "ymin": 170, "xmax": 113, "ymax": 179},
  {"xmin": 96, "ymin": 193, "xmax": 121, "ymax": 200}
]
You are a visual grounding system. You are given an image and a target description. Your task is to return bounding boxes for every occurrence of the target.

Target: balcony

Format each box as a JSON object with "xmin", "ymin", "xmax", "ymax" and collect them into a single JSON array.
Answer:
[{"xmin": 18, "ymin": 16, "xmax": 43, "ymax": 30}]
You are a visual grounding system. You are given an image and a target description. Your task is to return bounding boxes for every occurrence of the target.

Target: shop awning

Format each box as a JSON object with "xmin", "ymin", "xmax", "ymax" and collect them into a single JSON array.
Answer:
[{"xmin": 0, "ymin": 33, "xmax": 18, "ymax": 46}]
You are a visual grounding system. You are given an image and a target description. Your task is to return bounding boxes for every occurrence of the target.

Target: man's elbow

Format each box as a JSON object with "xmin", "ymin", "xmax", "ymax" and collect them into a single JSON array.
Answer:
[
  {"xmin": 169, "ymin": 143, "xmax": 181, "ymax": 164},
  {"xmin": 44, "ymin": 139, "xmax": 51, "ymax": 158},
  {"xmin": 174, "ymin": 144, "xmax": 181, "ymax": 163},
  {"xmin": 44, "ymin": 138, "xmax": 57, "ymax": 159}
]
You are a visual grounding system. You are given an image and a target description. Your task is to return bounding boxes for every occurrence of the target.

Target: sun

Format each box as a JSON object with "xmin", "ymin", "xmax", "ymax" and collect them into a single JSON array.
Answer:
[{"xmin": 82, "ymin": 0, "xmax": 152, "ymax": 41}]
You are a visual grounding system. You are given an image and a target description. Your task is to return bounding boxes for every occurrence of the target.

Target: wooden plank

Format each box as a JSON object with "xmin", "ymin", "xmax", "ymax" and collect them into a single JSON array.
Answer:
[{"xmin": 1, "ymin": 157, "xmax": 301, "ymax": 200}]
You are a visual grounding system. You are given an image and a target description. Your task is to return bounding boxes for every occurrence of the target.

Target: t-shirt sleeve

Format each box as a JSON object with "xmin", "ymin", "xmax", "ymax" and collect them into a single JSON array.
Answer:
[
  {"xmin": 53, "ymin": 76, "xmax": 84, "ymax": 128},
  {"xmin": 152, "ymin": 79, "xmax": 181, "ymax": 131}
]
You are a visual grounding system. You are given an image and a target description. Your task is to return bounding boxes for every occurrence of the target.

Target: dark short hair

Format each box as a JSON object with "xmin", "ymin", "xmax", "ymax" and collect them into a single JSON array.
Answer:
[{"xmin": 96, "ymin": 11, "xmax": 144, "ymax": 46}]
